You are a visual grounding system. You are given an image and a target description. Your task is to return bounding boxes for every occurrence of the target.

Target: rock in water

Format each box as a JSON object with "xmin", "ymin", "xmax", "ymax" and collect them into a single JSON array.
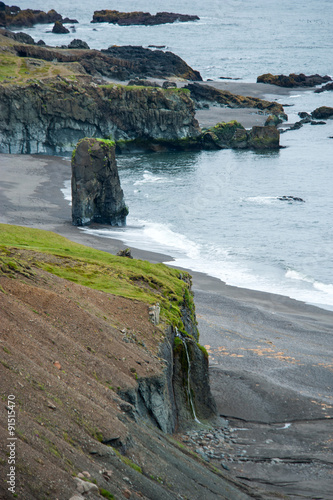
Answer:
[{"xmin": 71, "ymin": 138, "xmax": 128, "ymax": 226}]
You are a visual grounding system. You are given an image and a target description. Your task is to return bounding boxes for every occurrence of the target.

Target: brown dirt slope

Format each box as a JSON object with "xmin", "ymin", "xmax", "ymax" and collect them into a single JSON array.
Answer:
[{"xmin": 0, "ymin": 253, "xmax": 254, "ymax": 500}]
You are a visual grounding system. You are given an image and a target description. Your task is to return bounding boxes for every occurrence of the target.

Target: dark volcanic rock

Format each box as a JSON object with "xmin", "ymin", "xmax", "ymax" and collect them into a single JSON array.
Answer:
[
  {"xmin": 311, "ymin": 106, "xmax": 333, "ymax": 120},
  {"xmin": 0, "ymin": 79, "xmax": 200, "ymax": 154},
  {"xmin": 278, "ymin": 195, "xmax": 305, "ymax": 202},
  {"xmin": 91, "ymin": 9, "xmax": 199, "ymax": 25},
  {"xmin": 13, "ymin": 43, "xmax": 202, "ymax": 81},
  {"xmin": 52, "ymin": 20, "xmax": 69, "ymax": 34},
  {"xmin": 71, "ymin": 138, "xmax": 128, "ymax": 227},
  {"xmin": 127, "ymin": 78, "xmax": 161, "ymax": 87},
  {"xmin": 257, "ymin": 72, "xmax": 332, "ymax": 88},
  {"xmin": 0, "ymin": 4, "xmax": 63, "ymax": 28},
  {"xmin": 185, "ymin": 82, "xmax": 286, "ymax": 117},
  {"xmin": 201, "ymin": 121, "xmax": 280, "ymax": 150},
  {"xmin": 314, "ymin": 82, "xmax": 333, "ymax": 93},
  {"xmin": 102, "ymin": 45, "xmax": 202, "ymax": 81},
  {"xmin": 67, "ymin": 38, "xmax": 90, "ymax": 49}
]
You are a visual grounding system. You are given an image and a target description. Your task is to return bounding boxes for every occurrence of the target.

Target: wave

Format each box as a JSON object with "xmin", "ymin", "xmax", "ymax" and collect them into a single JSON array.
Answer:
[
  {"xmin": 61, "ymin": 180, "xmax": 71, "ymax": 205},
  {"xmin": 133, "ymin": 171, "xmax": 175, "ymax": 186}
]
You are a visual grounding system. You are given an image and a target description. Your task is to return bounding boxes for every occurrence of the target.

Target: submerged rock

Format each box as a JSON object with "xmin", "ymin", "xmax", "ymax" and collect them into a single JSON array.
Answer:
[
  {"xmin": 278, "ymin": 196, "xmax": 305, "ymax": 203},
  {"xmin": 71, "ymin": 138, "xmax": 128, "ymax": 227}
]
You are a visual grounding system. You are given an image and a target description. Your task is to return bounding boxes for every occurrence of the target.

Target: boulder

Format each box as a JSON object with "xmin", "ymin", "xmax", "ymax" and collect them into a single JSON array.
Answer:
[
  {"xmin": 201, "ymin": 121, "xmax": 280, "ymax": 150},
  {"xmin": 311, "ymin": 106, "xmax": 333, "ymax": 120},
  {"xmin": 71, "ymin": 138, "xmax": 128, "ymax": 227},
  {"xmin": 248, "ymin": 126, "xmax": 280, "ymax": 149},
  {"xmin": 52, "ymin": 21, "xmax": 69, "ymax": 34},
  {"xmin": 67, "ymin": 39, "xmax": 90, "ymax": 49}
]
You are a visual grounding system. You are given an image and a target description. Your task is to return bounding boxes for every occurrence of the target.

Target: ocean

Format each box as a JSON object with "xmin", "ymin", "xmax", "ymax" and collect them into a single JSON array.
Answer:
[{"xmin": 14, "ymin": 0, "xmax": 333, "ymax": 310}]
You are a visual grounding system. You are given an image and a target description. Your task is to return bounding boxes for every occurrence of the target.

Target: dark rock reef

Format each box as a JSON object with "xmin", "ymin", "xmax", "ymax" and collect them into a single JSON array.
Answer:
[
  {"xmin": 0, "ymin": 2, "xmax": 77, "ymax": 28},
  {"xmin": 257, "ymin": 72, "xmax": 332, "ymax": 88},
  {"xmin": 91, "ymin": 9, "xmax": 199, "ymax": 25},
  {"xmin": 71, "ymin": 138, "xmax": 128, "ymax": 227}
]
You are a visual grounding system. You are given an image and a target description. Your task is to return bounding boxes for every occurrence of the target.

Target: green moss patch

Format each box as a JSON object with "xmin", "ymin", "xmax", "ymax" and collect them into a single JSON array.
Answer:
[{"xmin": 0, "ymin": 224, "xmax": 194, "ymax": 329}]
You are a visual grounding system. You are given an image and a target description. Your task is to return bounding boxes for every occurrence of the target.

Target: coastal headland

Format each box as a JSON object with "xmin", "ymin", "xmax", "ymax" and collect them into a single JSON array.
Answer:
[{"xmin": 1, "ymin": 15, "xmax": 333, "ymax": 499}]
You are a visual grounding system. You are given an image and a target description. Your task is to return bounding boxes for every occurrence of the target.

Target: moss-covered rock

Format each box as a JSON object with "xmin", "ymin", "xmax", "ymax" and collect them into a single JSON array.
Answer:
[{"xmin": 311, "ymin": 106, "xmax": 333, "ymax": 120}]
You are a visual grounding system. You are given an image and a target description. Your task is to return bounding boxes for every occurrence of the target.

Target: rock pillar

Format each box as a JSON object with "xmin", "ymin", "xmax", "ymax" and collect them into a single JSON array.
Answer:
[{"xmin": 71, "ymin": 138, "xmax": 128, "ymax": 226}]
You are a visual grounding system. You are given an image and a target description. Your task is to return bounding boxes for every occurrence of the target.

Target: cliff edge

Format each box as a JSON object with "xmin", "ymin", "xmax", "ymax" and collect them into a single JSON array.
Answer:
[{"xmin": 0, "ymin": 224, "xmax": 254, "ymax": 499}]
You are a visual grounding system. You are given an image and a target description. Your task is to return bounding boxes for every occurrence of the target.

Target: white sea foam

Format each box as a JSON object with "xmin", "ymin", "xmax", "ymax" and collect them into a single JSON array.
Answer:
[
  {"xmin": 61, "ymin": 180, "xmax": 71, "ymax": 205},
  {"xmin": 133, "ymin": 171, "xmax": 174, "ymax": 186},
  {"xmin": 244, "ymin": 196, "xmax": 278, "ymax": 205}
]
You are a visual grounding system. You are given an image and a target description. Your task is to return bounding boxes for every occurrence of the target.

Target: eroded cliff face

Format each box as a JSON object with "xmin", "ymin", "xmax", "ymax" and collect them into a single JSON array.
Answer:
[{"xmin": 0, "ymin": 79, "xmax": 201, "ymax": 154}]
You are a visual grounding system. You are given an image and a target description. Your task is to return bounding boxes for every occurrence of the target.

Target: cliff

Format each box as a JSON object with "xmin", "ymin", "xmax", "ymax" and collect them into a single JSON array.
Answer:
[
  {"xmin": 0, "ymin": 224, "xmax": 253, "ymax": 500},
  {"xmin": 0, "ymin": 79, "xmax": 200, "ymax": 154}
]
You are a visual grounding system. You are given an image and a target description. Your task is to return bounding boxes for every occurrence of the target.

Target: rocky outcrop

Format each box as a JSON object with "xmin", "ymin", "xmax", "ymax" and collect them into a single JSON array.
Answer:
[
  {"xmin": 119, "ymin": 321, "xmax": 216, "ymax": 433},
  {"xmin": 257, "ymin": 72, "xmax": 332, "ymax": 88},
  {"xmin": 91, "ymin": 9, "xmax": 200, "ymax": 25},
  {"xmin": 13, "ymin": 43, "xmax": 202, "ymax": 81},
  {"xmin": 0, "ymin": 3, "xmax": 77, "ymax": 28},
  {"xmin": 185, "ymin": 82, "xmax": 286, "ymax": 118},
  {"xmin": 201, "ymin": 121, "xmax": 280, "ymax": 150},
  {"xmin": 314, "ymin": 82, "xmax": 333, "ymax": 93},
  {"xmin": 68, "ymin": 39, "xmax": 90, "ymax": 50},
  {"xmin": 71, "ymin": 138, "xmax": 128, "ymax": 227},
  {"xmin": 311, "ymin": 106, "xmax": 333, "ymax": 120},
  {"xmin": 0, "ymin": 79, "xmax": 200, "ymax": 154},
  {"xmin": 101, "ymin": 45, "xmax": 202, "ymax": 81},
  {"xmin": 52, "ymin": 20, "xmax": 69, "ymax": 34}
]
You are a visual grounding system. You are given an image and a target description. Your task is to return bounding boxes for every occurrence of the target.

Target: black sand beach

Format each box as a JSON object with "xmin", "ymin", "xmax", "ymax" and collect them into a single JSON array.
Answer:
[{"xmin": 1, "ymin": 84, "xmax": 332, "ymax": 498}]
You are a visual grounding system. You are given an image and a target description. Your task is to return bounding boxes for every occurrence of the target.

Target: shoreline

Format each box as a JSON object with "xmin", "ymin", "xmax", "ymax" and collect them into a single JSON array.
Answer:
[{"xmin": 1, "ymin": 124, "xmax": 333, "ymax": 498}]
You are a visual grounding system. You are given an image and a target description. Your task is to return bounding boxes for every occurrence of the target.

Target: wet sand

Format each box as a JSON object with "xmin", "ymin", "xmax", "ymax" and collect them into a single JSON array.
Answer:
[{"xmin": 1, "ymin": 101, "xmax": 332, "ymax": 498}]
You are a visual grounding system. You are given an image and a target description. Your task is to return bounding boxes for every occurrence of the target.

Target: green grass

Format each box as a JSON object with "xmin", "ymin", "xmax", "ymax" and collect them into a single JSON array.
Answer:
[
  {"xmin": 0, "ymin": 54, "xmax": 19, "ymax": 81},
  {"xmin": 0, "ymin": 224, "xmax": 193, "ymax": 330}
]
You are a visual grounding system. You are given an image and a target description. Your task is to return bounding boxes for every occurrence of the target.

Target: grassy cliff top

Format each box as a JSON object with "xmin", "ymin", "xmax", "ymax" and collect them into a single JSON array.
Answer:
[{"xmin": 0, "ymin": 223, "xmax": 194, "ymax": 332}]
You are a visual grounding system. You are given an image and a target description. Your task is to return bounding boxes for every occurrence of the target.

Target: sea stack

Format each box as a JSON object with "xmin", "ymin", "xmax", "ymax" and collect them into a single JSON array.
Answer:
[{"xmin": 71, "ymin": 137, "xmax": 128, "ymax": 226}]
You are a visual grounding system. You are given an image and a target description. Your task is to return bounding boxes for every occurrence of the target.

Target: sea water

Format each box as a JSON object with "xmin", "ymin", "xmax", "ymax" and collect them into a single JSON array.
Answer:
[{"xmin": 14, "ymin": 0, "xmax": 333, "ymax": 310}]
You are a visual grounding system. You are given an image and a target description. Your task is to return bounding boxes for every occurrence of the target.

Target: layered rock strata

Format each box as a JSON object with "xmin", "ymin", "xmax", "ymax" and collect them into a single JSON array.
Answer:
[
  {"xmin": 0, "ymin": 79, "xmax": 200, "ymax": 154},
  {"xmin": 71, "ymin": 138, "xmax": 128, "ymax": 227}
]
